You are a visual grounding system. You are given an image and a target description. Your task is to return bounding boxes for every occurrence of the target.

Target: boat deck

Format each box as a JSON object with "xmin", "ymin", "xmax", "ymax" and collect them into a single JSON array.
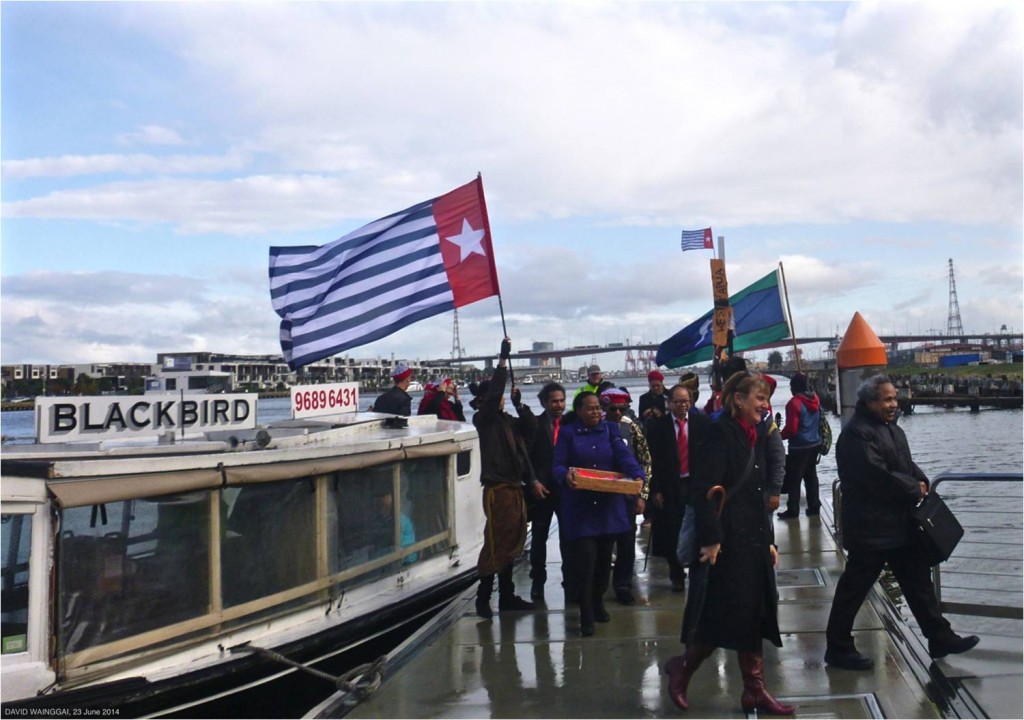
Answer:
[{"xmin": 341, "ymin": 502, "xmax": 1020, "ymax": 719}]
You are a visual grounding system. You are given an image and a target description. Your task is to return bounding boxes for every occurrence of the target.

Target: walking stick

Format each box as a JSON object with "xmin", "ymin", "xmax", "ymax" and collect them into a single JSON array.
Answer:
[{"xmin": 643, "ymin": 519, "xmax": 652, "ymax": 571}]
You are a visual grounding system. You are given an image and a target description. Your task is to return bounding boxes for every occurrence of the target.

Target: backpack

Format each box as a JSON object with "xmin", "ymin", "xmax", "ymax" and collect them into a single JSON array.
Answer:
[{"xmin": 818, "ymin": 412, "xmax": 833, "ymax": 456}]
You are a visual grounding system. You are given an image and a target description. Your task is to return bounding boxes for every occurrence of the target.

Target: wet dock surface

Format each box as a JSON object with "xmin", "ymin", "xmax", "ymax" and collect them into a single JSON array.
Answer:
[{"xmin": 345, "ymin": 503, "xmax": 1021, "ymax": 719}]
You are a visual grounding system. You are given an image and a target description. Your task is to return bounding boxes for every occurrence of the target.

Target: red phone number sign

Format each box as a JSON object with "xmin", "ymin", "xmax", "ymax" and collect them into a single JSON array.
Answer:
[{"xmin": 290, "ymin": 382, "xmax": 359, "ymax": 419}]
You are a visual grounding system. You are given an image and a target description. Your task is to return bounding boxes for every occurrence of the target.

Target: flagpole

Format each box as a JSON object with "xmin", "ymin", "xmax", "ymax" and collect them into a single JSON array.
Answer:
[
  {"xmin": 477, "ymin": 171, "xmax": 515, "ymax": 389},
  {"xmin": 778, "ymin": 261, "xmax": 803, "ymax": 373}
]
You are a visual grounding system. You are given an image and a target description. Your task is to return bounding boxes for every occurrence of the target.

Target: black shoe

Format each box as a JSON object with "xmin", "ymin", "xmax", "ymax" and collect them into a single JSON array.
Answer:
[
  {"xmin": 498, "ymin": 595, "xmax": 535, "ymax": 612},
  {"xmin": 530, "ymin": 581, "xmax": 545, "ymax": 601},
  {"xmin": 595, "ymin": 608, "xmax": 611, "ymax": 623},
  {"xmin": 670, "ymin": 580, "xmax": 685, "ymax": 593},
  {"xmin": 615, "ymin": 589, "xmax": 636, "ymax": 605},
  {"xmin": 929, "ymin": 634, "xmax": 980, "ymax": 659},
  {"xmin": 581, "ymin": 623, "xmax": 595, "ymax": 637},
  {"xmin": 475, "ymin": 596, "xmax": 493, "ymax": 620},
  {"xmin": 824, "ymin": 647, "xmax": 874, "ymax": 671},
  {"xmin": 777, "ymin": 510, "xmax": 799, "ymax": 519},
  {"xmin": 806, "ymin": 508, "xmax": 820, "ymax": 517}
]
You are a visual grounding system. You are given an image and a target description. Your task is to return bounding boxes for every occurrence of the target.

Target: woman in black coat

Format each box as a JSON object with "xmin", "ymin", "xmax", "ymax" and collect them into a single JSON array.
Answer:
[{"xmin": 664, "ymin": 372, "xmax": 793, "ymax": 716}]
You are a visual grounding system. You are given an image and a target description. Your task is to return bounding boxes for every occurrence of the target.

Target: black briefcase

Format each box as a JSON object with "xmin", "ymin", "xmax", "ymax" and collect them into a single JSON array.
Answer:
[{"xmin": 910, "ymin": 489, "xmax": 964, "ymax": 566}]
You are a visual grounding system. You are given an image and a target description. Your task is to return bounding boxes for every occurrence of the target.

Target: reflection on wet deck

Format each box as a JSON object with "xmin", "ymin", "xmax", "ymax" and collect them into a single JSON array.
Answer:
[{"xmin": 346, "ymin": 506, "xmax": 1020, "ymax": 719}]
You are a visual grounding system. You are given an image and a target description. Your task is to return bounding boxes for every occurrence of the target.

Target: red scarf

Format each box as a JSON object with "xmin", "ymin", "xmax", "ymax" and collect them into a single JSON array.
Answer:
[{"xmin": 737, "ymin": 416, "xmax": 757, "ymax": 447}]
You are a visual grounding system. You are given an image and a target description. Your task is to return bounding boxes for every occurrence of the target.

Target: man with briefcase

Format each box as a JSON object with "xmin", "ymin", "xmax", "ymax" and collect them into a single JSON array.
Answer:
[{"xmin": 824, "ymin": 375, "xmax": 979, "ymax": 671}]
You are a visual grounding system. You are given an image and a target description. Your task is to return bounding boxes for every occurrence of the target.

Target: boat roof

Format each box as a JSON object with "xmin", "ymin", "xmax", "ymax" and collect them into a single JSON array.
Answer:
[{"xmin": 1, "ymin": 412, "xmax": 477, "ymax": 507}]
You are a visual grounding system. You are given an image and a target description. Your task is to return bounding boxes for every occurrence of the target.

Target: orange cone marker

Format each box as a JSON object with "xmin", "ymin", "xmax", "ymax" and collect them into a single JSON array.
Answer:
[{"xmin": 835, "ymin": 312, "xmax": 888, "ymax": 424}]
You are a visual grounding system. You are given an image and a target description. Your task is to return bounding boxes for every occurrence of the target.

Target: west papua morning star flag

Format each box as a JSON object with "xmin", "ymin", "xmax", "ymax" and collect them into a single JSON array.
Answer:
[
  {"xmin": 270, "ymin": 178, "xmax": 500, "ymax": 370},
  {"xmin": 656, "ymin": 269, "xmax": 791, "ymax": 369},
  {"xmin": 681, "ymin": 228, "xmax": 714, "ymax": 252}
]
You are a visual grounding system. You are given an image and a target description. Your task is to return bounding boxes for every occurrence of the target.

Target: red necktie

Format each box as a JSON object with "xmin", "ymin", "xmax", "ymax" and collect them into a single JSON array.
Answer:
[
  {"xmin": 552, "ymin": 416, "xmax": 561, "ymax": 446},
  {"xmin": 677, "ymin": 417, "xmax": 689, "ymax": 476}
]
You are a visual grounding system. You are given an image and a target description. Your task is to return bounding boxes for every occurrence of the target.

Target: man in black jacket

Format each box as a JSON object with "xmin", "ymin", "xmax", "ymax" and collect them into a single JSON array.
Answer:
[
  {"xmin": 371, "ymin": 364, "xmax": 414, "ymax": 415},
  {"xmin": 824, "ymin": 375, "xmax": 978, "ymax": 670},
  {"xmin": 470, "ymin": 337, "xmax": 537, "ymax": 618}
]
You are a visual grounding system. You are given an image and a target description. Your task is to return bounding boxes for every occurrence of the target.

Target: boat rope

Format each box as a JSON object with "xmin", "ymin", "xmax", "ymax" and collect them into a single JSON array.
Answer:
[{"xmin": 229, "ymin": 645, "xmax": 387, "ymax": 698}]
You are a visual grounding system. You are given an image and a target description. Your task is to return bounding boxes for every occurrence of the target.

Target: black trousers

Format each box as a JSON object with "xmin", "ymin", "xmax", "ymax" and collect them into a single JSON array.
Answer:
[
  {"xmin": 612, "ymin": 496, "xmax": 640, "ymax": 592},
  {"xmin": 783, "ymin": 446, "xmax": 820, "ymax": 513},
  {"xmin": 826, "ymin": 544, "xmax": 951, "ymax": 652},
  {"xmin": 572, "ymin": 535, "xmax": 614, "ymax": 626},
  {"xmin": 528, "ymin": 496, "xmax": 568, "ymax": 586},
  {"xmin": 612, "ymin": 524, "xmax": 636, "ymax": 592}
]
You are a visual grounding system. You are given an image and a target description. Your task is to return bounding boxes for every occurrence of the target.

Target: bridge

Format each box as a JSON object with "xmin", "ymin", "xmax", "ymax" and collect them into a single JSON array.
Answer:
[{"xmin": 422, "ymin": 333, "xmax": 1023, "ymax": 367}]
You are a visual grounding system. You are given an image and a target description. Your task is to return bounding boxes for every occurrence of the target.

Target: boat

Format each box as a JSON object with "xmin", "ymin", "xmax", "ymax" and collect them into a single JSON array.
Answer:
[{"xmin": 0, "ymin": 388, "xmax": 486, "ymax": 716}]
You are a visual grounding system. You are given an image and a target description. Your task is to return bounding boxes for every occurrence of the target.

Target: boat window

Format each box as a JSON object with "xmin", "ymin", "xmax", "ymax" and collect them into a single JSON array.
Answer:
[
  {"xmin": 58, "ymin": 494, "xmax": 210, "ymax": 655},
  {"xmin": 456, "ymin": 450, "xmax": 472, "ymax": 477},
  {"xmin": 221, "ymin": 480, "xmax": 317, "ymax": 608},
  {"xmin": 1, "ymin": 513, "xmax": 32, "ymax": 654},
  {"xmin": 325, "ymin": 455, "xmax": 453, "ymax": 585},
  {"xmin": 399, "ymin": 456, "xmax": 451, "ymax": 563},
  {"xmin": 327, "ymin": 465, "xmax": 398, "ymax": 578}
]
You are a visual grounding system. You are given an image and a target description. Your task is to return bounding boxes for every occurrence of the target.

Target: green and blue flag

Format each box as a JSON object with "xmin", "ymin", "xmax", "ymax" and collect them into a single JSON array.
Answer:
[{"xmin": 656, "ymin": 269, "xmax": 791, "ymax": 368}]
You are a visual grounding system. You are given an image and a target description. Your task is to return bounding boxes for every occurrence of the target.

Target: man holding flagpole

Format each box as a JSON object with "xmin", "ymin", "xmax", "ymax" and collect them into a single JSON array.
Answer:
[{"xmin": 469, "ymin": 336, "xmax": 537, "ymax": 618}]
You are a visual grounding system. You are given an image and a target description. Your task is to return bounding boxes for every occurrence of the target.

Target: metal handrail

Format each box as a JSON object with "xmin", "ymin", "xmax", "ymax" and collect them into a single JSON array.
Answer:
[
  {"xmin": 930, "ymin": 472, "xmax": 1023, "ymax": 619},
  {"xmin": 831, "ymin": 472, "xmax": 1023, "ymax": 619}
]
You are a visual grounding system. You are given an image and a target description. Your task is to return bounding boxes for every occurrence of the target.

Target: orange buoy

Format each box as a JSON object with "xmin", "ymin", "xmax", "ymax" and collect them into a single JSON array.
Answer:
[
  {"xmin": 836, "ymin": 312, "xmax": 887, "ymax": 369},
  {"xmin": 836, "ymin": 312, "xmax": 888, "ymax": 424}
]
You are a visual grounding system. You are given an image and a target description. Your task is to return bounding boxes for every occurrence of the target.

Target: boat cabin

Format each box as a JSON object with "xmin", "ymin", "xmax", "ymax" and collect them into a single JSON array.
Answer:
[{"xmin": 1, "ymin": 400, "xmax": 484, "ymax": 711}]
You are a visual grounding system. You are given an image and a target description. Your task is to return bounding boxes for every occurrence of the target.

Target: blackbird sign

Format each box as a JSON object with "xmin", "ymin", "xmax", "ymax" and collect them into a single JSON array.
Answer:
[{"xmin": 35, "ymin": 394, "xmax": 257, "ymax": 444}]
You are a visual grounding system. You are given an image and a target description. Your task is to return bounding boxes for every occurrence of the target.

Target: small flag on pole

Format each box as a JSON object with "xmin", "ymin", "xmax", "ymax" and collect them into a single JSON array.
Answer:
[
  {"xmin": 270, "ymin": 178, "xmax": 500, "ymax": 370},
  {"xmin": 681, "ymin": 228, "xmax": 714, "ymax": 252}
]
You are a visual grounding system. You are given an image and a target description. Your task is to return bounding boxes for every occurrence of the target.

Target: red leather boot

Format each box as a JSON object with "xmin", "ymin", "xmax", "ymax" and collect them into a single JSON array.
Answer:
[
  {"xmin": 663, "ymin": 644, "xmax": 713, "ymax": 711},
  {"xmin": 738, "ymin": 651, "xmax": 795, "ymax": 715}
]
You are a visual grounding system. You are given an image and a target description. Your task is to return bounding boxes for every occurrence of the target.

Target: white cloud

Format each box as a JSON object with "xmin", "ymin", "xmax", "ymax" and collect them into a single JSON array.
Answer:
[
  {"xmin": 116, "ymin": 125, "xmax": 188, "ymax": 147},
  {"xmin": 16, "ymin": 2, "xmax": 1001, "ymax": 231},
  {"xmin": 1, "ymin": 151, "xmax": 248, "ymax": 180}
]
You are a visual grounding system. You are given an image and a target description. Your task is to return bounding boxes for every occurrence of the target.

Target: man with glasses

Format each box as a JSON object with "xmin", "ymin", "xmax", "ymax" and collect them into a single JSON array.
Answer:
[
  {"xmin": 646, "ymin": 385, "xmax": 712, "ymax": 591},
  {"xmin": 600, "ymin": 387, "xmax": 651, "ymax": 604}
]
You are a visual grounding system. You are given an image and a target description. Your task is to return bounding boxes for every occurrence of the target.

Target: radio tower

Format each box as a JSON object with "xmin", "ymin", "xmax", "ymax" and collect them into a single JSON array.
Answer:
[
  {"xmin": 946, "ymin": 258, "xmax": 964, "ymax": 337},
  {"xmin": 451, "ymin": 309, "xmax": 463, "ymax": 361}
]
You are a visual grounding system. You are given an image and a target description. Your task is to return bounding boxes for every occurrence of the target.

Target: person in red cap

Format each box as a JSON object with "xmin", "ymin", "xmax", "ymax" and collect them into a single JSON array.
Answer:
[
  {"xmin": 372, "ymin": 364, "xmax": 414, "ymax": 416},
  {"xmin": 639, "ymin": 370, "xmax": 669, "ymax": 421},
  {"xmin": 417, "ymin": 377, "xmax": 465, "ymax": 421},
  {"xmin": 601, "ymin": 387, "xmax": 651, "ymax": 605}
]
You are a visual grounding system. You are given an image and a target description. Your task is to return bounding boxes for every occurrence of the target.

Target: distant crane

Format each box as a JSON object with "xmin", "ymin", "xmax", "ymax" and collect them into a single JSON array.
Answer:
[{"xmin": 947, "ymin": 258, "xmax": 964, "ymax": 336}]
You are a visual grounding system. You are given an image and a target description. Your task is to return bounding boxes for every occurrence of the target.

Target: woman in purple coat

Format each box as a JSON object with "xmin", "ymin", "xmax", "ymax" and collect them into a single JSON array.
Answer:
[{"xmin": 553, "ymin": 391, "xmax": 645, "ymax": 637}]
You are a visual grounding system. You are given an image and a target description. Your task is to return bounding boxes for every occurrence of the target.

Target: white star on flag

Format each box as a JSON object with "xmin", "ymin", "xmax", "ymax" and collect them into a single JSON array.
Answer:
[{"xmin": 444, "ymin": 219, "xmax": 487, "ymax": 262}]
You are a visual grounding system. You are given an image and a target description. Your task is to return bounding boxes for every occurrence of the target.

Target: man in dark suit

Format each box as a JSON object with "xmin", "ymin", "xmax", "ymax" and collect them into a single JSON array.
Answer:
[
  {"xmin": 526, "ymin": 382, "xmax": 567, "ymax": 600},
  {"xmin": 646, "ymin": 385, "xmax": 711, "ymax": 591}
]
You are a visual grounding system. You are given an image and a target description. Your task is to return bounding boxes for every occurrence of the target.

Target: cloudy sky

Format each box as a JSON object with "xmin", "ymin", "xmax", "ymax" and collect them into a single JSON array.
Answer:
[{"xmin": 2, "ymin": 2, "xmax": 1021, "ymax": 370}]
